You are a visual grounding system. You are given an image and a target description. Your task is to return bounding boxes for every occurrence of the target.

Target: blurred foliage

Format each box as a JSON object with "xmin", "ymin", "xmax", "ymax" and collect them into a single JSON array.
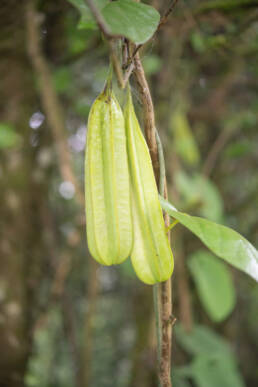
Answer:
[
  {"xmin": 170, "ymin": 109, "xmax": 200, "ymax": 167},
  {"xmin": 67, "ymin": 0, "xmax": 160, "ymax": 44},
  {"xmin": 174, "ymin": 171, "xmax": 223, "ymax": 222},
  {"xmin": 1, "ymin": 0, "xmax": 258, "ymax": 386},
  {"xmin": 0, "ymin": 123, "xmax": 21, "ymax": 148},
  {"xmin": 188, "ymin": 250, "xmax": 236, "ymax": 322},
  {"xmin": 67, "ymin": 0, "xmax": 108, "ymax": 30},
  {"xmin": 175, "ymin": 324, "xmax": 245, "ymax": 387}
]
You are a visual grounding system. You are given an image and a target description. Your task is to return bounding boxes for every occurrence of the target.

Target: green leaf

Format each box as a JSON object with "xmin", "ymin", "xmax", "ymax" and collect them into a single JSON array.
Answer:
[
  {"xmin": 191, "ymin": 31, "xmax": 206, "ymax": 53},
  {"xmin": 175, "ymin": 171, "xmax": 223, "ymax": 222},
  {"xmin": 101, "ymin": 0, "xmax": 160, "ymax": 44},
  {"xmin": 142, "ymin": 55, "xmax": 162, "ymax": 75},
  {"xmin": 175, "ymin": 325, "xmax": 245, "ymax": 387},
  {"xmin": 67, "ymin": 0, "xmax": 160, "ymax": 42},
  {"xmin": 159, "ymin": 196, "xmax": 258, "ymax": 281},
  {"xmin": 74, "ymin": 101, "xmax": 91, "ymax": 118},
  {"xmin": 119, "ymin": 258, "xmax": 137, "ymax": 280},
  {"xmin": 224, "ymin": 140, "xmax": 252, "ymax": 159},
  {"xmin": 172, "ymin": 371, "xmax": 192, "ymax": 387},
  {"xmin": 170, "ymin": 109, "xmax": 200, "ymax": 167},
  {"xmin": 188, "ymin": 250, "xmax": 236, "ymax": 322},
  {"xmin": 190, "ymin": 355, "xmax": 245, "ymax": 387},
  {"xmin": 66, "ymin": 0, "xmax": 108, "ymax": 30},
  {"xmin": 53, "ymin": 67, "xmax": 73, "ymax": 94},
  {"xmin": 175, "ymin": 324, "xmax": 230, "ymax": 356},
  {"xmin": 0, "ymin": 123, "xmax": 21, "ymax": 148}
]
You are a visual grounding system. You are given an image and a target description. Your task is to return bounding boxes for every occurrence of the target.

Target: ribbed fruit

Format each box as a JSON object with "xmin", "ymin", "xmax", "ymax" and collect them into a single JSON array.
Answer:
[
  {"xmin": 124, "ymin": 88, "xmax": 174, "ymax": 284},
  {"xmin": 85, "ymin": 84, "xmax": 133, "ymax": 265}
]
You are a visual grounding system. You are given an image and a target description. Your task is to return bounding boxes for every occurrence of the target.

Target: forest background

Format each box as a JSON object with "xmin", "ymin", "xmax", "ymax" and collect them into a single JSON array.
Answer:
[{"xmin": 0, "ymin": 0, "xmax": 258, "ymax": 386}]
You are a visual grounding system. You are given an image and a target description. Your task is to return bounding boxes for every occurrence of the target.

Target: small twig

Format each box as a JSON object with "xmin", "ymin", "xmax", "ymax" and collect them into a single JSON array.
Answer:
[
  {"xmin": 122, "ymin": 38, "xmax": 129, "ymax": 68},
  {"xmin": 158, "ymin": 0, "xmax": 179, "ymax": 29},
  {"xmin": 108, "ymin": 40, "xmax": 125, "ymax": 88},
  {"xmin": 165, "ymin": 315, "xmax": 177, "ymax": 326},
  {"xmin": 123, "ymin": 61, "xmax": 135, "ymax": 88},
  {"xmin": 132, "ymin": 44, "xmax": 142, "ymax": 59},
  {"xmin": 85, "ymin": 0, "xmax": 116, "ymax": 38},
  {"xmin": 108, "ymin": 40, "xmax": 135, "ymax": 89},
  {"xmin": 123, "ymin": 45, "xmax": 141, "ymax": 69},
  {"xmin": 155, "ymin": 129, "xmax": 166, "ymax": 194},
  {"xmin": 85, "ymin": 0, "xmax": 135, "ymax": 88},
  {"xmin": 166, "ymin": 219, "xmax": 179, "ymax": 232}
]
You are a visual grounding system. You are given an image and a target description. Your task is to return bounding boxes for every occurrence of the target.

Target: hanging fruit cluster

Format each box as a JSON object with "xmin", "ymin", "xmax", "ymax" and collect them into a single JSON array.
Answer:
[{"xmin": 85, "ymin": 79, "xmax": 174, "ymax": 284}]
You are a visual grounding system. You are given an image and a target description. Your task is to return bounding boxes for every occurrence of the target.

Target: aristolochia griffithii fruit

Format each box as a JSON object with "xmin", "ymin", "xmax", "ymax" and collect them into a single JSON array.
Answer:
[
  {"xmin": 124, "ymin": 88, "xmax": 174, "ymax": 284},
  {"xmin": 85, "ymin": 82, "xmax": 133, "ymax": 265}
]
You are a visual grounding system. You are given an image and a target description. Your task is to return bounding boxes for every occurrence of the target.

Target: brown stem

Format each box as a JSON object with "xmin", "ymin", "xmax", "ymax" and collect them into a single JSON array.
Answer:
[
  {"xmin": 158, "ymin": 0, "xmax": 180, "ymax": 30},
  {"xmin": 160, "ymin": 269, "xmax": 172, "ymax": 387},
  {"xmin": 123, "ymin": 61, "xmax": 135, "ymax": 87},
  {"xmin": 108, "ymin": 39, "xmax": 135, "ymax": 89},
  {"xmin": 133, "ymin": 53, "xmax": 160, "ymax": 182},
  {"xmin": 108, "ymin": 39, "xmax": 126, "ymax": 89},
  {"xmin": 133, "ymin": 52, "xmax": 172, "ymax": 387}
]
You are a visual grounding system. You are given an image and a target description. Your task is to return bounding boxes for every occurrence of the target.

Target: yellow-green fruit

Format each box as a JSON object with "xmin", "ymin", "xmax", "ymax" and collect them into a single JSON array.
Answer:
[
  {"xmin": 124, "ymin": 89, "xmax": 174, "ymax": 284},
  {"xmin": 85, "ymin": 85, "xmax": 133, "ymax": 265}
]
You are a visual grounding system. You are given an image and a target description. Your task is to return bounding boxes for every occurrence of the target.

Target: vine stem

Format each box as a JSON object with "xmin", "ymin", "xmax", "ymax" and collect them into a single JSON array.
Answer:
[
  {"xmin": 133, "ymin": 52, "xmax": 173, "ymax": 387},
  {"xmin": 83, "ymin": 1, "xmax": 176, "ymax": 384},
  {"xmin": 153, "ymin": 284, "xmax": 161, "ymax": 387}
]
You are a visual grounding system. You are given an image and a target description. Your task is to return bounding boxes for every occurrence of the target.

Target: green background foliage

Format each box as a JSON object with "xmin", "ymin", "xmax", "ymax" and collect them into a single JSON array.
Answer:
[{"xmin": 1, "ymin": 0, "xmax": 258, "ymax": 386}]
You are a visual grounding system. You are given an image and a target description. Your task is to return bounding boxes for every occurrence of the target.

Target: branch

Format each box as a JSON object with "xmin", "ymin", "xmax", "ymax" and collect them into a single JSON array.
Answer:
[
  {"xmin": 133, "ymin": 53, "xmax": 159, "ymax": 181},
  {"xmin": 123, "ymin": 61, "xmax": 135, "ymax": 86},
  {"xmin": 158, "ymin": 0, "xmax": 179, "ymax": 29},
  {"xmin": 133, "ymin": 52, "xmax": 173, "ymax": 387}
]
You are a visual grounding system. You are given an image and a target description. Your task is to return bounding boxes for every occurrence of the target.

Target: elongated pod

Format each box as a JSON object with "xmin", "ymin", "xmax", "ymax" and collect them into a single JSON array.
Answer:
[
  {"xmin": 85, "ymin": 83, "xmax": 133, "ymax": 265},
  {"xmin": 124, "ymin": 89, "xmax": 174, "ymax": 284}
]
